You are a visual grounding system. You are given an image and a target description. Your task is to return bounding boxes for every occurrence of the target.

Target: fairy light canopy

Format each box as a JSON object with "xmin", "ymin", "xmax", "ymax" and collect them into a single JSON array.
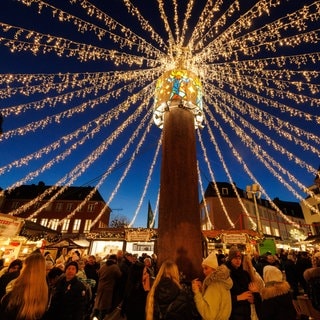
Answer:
[{"xmin": 0, "ymin": 0, "xmax": 319, "ymax": 229}]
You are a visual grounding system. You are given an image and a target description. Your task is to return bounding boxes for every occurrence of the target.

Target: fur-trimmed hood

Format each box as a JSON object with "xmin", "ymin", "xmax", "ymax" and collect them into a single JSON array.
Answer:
[
  {"xmin": 203, "ymin": 264, "xmax": 233, "ymax": 291},
  {"xmin": 261, "ymin": 280, "xmax": 291, "ymax": 300}
]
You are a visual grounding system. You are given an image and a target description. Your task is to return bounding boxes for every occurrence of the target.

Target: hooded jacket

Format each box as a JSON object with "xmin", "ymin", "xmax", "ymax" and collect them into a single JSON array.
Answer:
[
  {"xmin": 193, "ymin": 264, "xmax": 233, "ymax": 320},
  {"xmin": 257, "ymin": 280, "xmax": 296, "ymax": 320}
]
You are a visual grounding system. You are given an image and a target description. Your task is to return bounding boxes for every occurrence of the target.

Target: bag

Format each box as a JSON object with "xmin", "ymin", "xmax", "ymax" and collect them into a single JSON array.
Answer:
[
  {"xmin": 307, "ymin": 276, "xmax": 320, "ymax": 311},
  {"xmin": 103, "ymin": 305, "xmax": 126, "ymax": 320}
]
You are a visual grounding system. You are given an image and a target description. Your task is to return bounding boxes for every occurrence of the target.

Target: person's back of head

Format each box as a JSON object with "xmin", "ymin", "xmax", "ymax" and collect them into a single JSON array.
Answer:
[
  {"xmin": 313, "ymin": 252, "xmax": 320, "ymax": 268},
  {"xmin": 47, "ymin": 266, "xmax": 64, "ymax": 280},
  {"xmin": 7, "ymin": 253, "xmax": 48, "ymax": 319},
  {"xmin": 47, "ymin": 267, "xmax": 64, "ymax": 286},
  {"xmin": 8, "ymin": 259, "xmax": 23, "ymax": 273},
  {"xmin": 160, "ymin": 260, "xmax": 180, "ymax": 284}
]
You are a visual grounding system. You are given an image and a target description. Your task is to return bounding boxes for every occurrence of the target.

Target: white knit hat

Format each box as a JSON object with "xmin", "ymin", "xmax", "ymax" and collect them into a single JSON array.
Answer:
[
  {"xmin": 263, "ymin": 265, "xmax": 283, "ymax": 283},
  {"xmin": 202, "ymin": 252, "xmax": 218, "ymax": 269}
]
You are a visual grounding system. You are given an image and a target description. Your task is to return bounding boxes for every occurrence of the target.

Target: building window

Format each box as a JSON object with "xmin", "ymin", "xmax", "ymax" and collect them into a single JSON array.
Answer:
[
  {"xmin": 40, "ymin": 219, "xmax": 48, "ymax": 227},
  {"xmin": 48, "ymin": 219, "xmax": 59, "ymax": 230},
  {"xmin": 66, "ymin": 203, "xmax": 73, "ymax": 211},
  {"xmin": 11, "ymin": 202, "xmax": 20, "ymax": 209},
  {"xmin": 73, "ymin": 219, "xmax": 81, "ymax": 232},
  {"xmin": 265, "ymin": 226, "xmax": 271, "ymax": 235},
  {"xmin": 61, "ymin": 219, "xmax": 70, "ymax": 233},
  {"xmin": 56, "ymin": 203, "xmax": 63, "ymax": 212},
  {"xmin": 98, "ymin": 221, "xmax": 106, "ymax": 228},
  {"xmin": 273, "ymin": 228, "xmax": 280, "ymax": 237},
  {"xmin": 221, "ymin": 188, "xmax": 228, "ymax": 195},
  {"xmin": 84, "ymin": 220, "xmax": 92, "ymax": 233},
  {"xmin": 88, "ymin": 204, "xmax": 95, "ymax": 212},
  {"xmin": 34, "ymin": 202, "xmax": 42, "ymax": 209},
  {"xmin": 310, "ymin": 204, "xmax": 319, "ymax": 215}
]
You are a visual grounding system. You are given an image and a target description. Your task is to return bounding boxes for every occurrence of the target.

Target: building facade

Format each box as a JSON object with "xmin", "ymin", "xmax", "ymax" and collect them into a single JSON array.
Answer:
[
  {"xmin": 200, "ymin": 182, "xmax": 309, "ymax": 243},
  {"xmin": 300, "ymin": 169, "xmax": 320, "ymax": 236},
  {"xmin": 0, "ymin": 181, "xmax": 110, "ymax": 238}
]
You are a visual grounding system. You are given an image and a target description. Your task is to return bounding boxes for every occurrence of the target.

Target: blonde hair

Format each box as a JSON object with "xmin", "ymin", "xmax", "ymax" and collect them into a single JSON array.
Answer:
[
  {"xmin": 6, "ymin": 253, "xmax": 48, "ymax": 319},
  {"xmin": 145, "ymin": 260, "xmax": 181, "ymax": 320},
  {"xmin": 243, "ymin": 253, "xmax": 265, "ymax": 292}
]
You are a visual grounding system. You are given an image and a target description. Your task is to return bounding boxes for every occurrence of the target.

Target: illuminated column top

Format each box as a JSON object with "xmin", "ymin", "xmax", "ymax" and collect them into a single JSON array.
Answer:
[{"xmin": 153, "ymin": 69, "xmax": 204, "ymax": 129}]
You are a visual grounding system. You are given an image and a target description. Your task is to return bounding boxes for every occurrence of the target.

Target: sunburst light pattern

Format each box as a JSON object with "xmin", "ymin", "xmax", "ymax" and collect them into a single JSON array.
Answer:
[{"xmin": 0, "ymin": 0, "xmax": 319, "ymax": 229}]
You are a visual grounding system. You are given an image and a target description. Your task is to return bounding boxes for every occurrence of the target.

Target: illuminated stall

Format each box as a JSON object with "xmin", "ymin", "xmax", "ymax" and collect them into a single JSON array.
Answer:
[{"xmin": 0, "ymin": 213, "xmax": 61, "ymax": 265}]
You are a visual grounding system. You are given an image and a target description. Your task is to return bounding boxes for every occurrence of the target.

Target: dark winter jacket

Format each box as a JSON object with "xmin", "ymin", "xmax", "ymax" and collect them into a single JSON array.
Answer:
[
  {"xmin": 154, "ymin": 277, "xmax": 194, "ymax": 320},
  {"xmin": 226, "ymin": 260, "xmax": 261, "ymax": 320},
  {"xmin": 122, "ymin": 261, "xmax": 146, "ymax": 320},
  {"xmin": 44, "ymin": 275, "xmax": 87, "ymax": 320},
  {"xmin": 257, "ymin": 280, "xmax": 296, "ymax": 320}
]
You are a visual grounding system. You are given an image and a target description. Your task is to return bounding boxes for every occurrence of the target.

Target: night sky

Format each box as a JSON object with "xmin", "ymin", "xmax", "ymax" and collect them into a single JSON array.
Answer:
[{"xmin": 0, "ymin": 0, "xmax": 319, "ymax": 227}]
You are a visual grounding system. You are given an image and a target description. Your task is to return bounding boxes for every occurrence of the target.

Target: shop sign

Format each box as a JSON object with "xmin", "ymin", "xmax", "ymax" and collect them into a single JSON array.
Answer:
[
  {"xmin": 125, "ymin": 230, "xmax": 151, "ymax": 242},
  {"xmin": 259, "ymin": 238, "xmax": 277, "ymax": 255},
  {"xmin": 0, "ymin": 214, "xmax": 23, "ymax": 237},
  {"xmin": 222, "ymin": 233, "xmax": 247, "ymax": 244}
]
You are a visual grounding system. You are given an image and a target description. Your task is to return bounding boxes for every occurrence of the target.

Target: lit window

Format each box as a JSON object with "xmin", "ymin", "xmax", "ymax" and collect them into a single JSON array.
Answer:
[
  {"xmin": 221, "ymin": 188, "xmax": 228, "ymax": 195},
  {"xmin": 265, "ymin": 226, "xmax": 271, "ymax": 234},
  {"xmin": 88, "ymin": 204, "xmax": 95, "ymax": 212},
  {"xmin": 84, "ymin": 220, "xmax": 92, "ymax": 233},
  {"xmin": 61, "ymin": 219, "xmax": 70, "ymax": 233},
  {"xmin": 48, "ymin": 219, "xmax": 59, "ymax": 230},
  {"xmin": 73, "ymin": 219, "xmax": 81, "ymax": 232},
  {"xmin": 40, "ymin": 219, "xmax": 48, "ymax": 227}
]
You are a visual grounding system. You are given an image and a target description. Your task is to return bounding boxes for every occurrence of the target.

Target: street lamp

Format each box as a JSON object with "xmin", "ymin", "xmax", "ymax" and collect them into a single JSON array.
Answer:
[{"xmin": 246, "ymin": 184, "xmax": 263, "ymax": 235}]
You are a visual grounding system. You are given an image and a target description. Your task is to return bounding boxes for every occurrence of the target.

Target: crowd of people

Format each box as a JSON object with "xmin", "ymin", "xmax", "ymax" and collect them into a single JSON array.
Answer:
[{"xmin": 0, "ymin": 246, "xmax": 319, "ymax": 320}]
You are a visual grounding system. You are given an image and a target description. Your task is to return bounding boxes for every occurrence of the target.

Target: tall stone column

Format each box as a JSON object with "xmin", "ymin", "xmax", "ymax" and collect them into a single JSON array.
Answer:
[{"xmin": 157, "ymin": 101, "xmax": 203, "ymax": 280}]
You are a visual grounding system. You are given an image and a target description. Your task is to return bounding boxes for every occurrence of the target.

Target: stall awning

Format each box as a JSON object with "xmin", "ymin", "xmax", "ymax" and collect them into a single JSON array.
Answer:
[
  {"xmin": 303, "ymin": 234, "xmax": 320, "ymax": 243},
  {"xmin": 202, "ymin": 229, "xmax": 262, "ymax": 243},
  {"xmin": 19, "ymin": 220, "xmax": 61, "ymax": 243},
  {"xmin": 46, "ymin": 238, "xmax": 88, "ymax": 248}
]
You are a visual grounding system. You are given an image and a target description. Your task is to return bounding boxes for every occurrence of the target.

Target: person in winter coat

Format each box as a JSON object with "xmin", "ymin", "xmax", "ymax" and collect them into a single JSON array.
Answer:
[
  {"xmin": 225, "ymin": 246, "xmax": 261, "ymax": 320},
  {"xmin": 44, "ymin": 261, "xmax": 87, "ymax": 320},
  {"xmin": 257, "ymin": 265, "xmax": 296, "ymax": 320},
  {"xmin": 192, "ymin": 252, "xmax": 233, "ymax": 320},
  {"xmin": 91, "ymin": 254, "xmax": 122, "ymax": 320},
  {"xmin": 145, "ymin": 259, "xmax": 194, "ymax": 320},
  {"xmin": 0, "ymin": 259, "xmax": 23, "ymax": 301},
  {"xmin": 122, "ymin": 260, "xmax": 147, "ymax": 320}
]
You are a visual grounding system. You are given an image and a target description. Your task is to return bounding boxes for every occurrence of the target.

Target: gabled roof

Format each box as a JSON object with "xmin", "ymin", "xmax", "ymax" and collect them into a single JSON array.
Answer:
[
  {"xmin": 204, "ymin": 182, "xmax": 245, "ymax": 198},
  {"xmin": 273, "ymin": 197, "xmax": 304, "ymax": 219},
  {"xmin": 3, "ymin": 182, "xmax": 105, "ymax": 202}
]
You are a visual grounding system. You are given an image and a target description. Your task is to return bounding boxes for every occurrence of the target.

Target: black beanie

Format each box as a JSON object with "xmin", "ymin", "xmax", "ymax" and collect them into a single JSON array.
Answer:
[{"xmin": 65, "ymin": 261, "xmax": 79, "ymax": 273}]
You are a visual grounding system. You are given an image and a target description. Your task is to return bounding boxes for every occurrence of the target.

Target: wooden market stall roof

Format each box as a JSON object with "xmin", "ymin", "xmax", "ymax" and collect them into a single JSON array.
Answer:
[
  {"xmin": 19, "ymin": 220, "xmax": 61, "ymax": 243},
  {"xmin": 46, "ymin": 238, "xmax": 89, "ymax": 248},
  {"xmin": 202, "ymin": 229, "xmax": 262, "ymax": 243}
]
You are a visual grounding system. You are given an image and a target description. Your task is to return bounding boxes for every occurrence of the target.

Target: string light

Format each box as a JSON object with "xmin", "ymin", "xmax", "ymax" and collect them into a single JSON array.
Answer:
[
  {"xmin": 60, "ymin": 109, "xmax": 153, "ymax": 225},
  {"xmin": 128, "ymin": 133, "xmax": 162, "ymax": 227},
  {"xmin": 0, "ymin": 0, "xmax": 319, "ymax": 229},
  {"xmin": 197, "ymin": 161, "xmax": 214, "ymax": 229},
  {"xmin": 201, "ymin": 112, "xmax": 257, "ymax": 229},
  {"xmin": 197, "ymin": 129, "xmax": 235, "ymax": 228}
]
